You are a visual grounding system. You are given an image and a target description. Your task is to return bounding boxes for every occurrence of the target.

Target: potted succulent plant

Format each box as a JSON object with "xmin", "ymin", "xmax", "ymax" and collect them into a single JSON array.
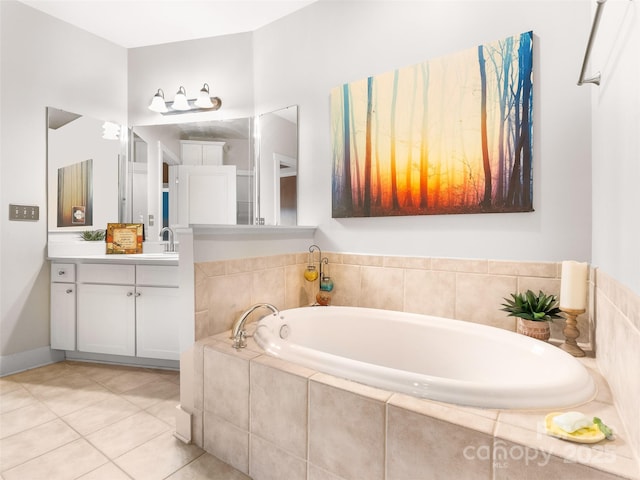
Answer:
[
  {"xmin": 79, "ymin": 229, "xmax": 105, "ymax": 241},
  {"xmin": 500, "ymin": 289, "xmax": 562, "ymax": 341}
]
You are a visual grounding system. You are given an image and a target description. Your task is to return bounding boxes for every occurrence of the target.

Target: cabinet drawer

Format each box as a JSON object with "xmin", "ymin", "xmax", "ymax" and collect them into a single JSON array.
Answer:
[
  {"xmin": 136, "ymin": 265, "xmax": 179, "ymax": 287},
  {"xmin": 78, "ymin": 264, "xmax": 135, "ymax": 284},
  {"xmin": 51, "ymin": 263, "xmax": 76, "ymax": 283}
]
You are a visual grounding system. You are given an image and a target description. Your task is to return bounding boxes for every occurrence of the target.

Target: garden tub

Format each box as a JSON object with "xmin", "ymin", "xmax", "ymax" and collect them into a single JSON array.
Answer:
[{"xmin": 253, "ymin": 306, "xmax": 595, "ymax": 409}]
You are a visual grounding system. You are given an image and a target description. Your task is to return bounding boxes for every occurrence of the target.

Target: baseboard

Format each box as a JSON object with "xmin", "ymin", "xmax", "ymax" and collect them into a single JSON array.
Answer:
[
  {"xmin": 0, "ymin": 346, "xmax": 65, "ymax": 377},
  {"xmin": 64, "ymin": 351, "xmax": 179, "ymax": 370}
]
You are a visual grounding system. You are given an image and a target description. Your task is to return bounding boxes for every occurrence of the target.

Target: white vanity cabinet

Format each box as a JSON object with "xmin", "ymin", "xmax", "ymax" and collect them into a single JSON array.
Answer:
[
  {"xmin": 50, "ymin": 263, "xmax": 76, "ymax": 350},
  {"xmin": 77, "ymin": 264, "xmax": 136, "ymax": 356},
  {"xmin": 51, "ymin": 261, "xmax": 181, "ymax": 361},
  {"xmin": 135, "ymin": 265, "xmax": 181, "ymax": 360}
]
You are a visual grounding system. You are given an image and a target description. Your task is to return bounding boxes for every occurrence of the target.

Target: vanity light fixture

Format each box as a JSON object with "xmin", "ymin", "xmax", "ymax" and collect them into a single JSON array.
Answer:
[{"xmin": 148, "ymin": 83, "xmax": 222, "ymax": 115}]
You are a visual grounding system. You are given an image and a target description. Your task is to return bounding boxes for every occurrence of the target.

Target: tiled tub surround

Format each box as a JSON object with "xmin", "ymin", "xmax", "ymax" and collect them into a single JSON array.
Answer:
[
  {"xmin": 194, "ymin": 253, "xmax": 593, "ymax": 348},
  {"xmin": 187, "ymin": 334, "xmax": 639, "ymax": 480},
  {"xmin": 595, "ymin": 269, "xmax": 640, "ymax": 466},
  {"xmin": 192, "ymin": 252, "xmax": 639, "ymax": 475}
]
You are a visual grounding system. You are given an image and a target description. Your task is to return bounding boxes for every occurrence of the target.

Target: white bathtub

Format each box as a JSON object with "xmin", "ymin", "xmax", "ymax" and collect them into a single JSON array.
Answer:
[{"xmin": 253, "ymin": 306, "xmax": 596, "ymax": 409}]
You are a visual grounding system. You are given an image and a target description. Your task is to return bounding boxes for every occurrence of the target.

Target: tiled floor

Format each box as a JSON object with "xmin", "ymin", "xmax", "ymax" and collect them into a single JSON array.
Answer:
[{"xmin": 0, "ymin": 361, "xmax": 250, "ymax": 480}]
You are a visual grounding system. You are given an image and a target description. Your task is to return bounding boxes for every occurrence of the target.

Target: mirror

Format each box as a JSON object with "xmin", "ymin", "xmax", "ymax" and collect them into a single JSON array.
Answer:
[
  {"xmin": 47, "ymin": 105, "xmax": 299, "ymax": 246},
  {"xmin": 130, "ymin": 105, "xmax": 298, "ymax": 230},
  {"xmin": 130, "ymin": 118, "xmax": 254, "ymax": 232},
  {"xmin": 47, "ymin": 107, "xmax": 125, "ymax": 233},
  {"xmin": 257, "ymin": 106, "xmax": 298, "ymax": 226}
]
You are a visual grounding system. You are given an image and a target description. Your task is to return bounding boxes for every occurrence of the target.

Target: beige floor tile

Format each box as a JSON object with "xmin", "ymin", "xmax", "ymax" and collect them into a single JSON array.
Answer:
[
  {"xmin": 120, "ymin": 377, "xmax": 180, "ymax": 409},
  {"xmin": 0, "ymin": 361, "xmax": 249, "ymax": 480},
  {"xmin": 115, "ymin": 431, "xmax": 204, "ymax": 480},
  {"xmin": 166, "ymin": 453, "xmax": 251, "ymax": 480},
  {"xmin": 98, "ymin": 369, "xmax": 163, "ymax": 394},
  {"xmin": 145, "ymin": 397, "xmax": 180, "ymax": 427},
  {"xmin": 22, "ymin": 371, "xmax": 98, "ymax": 399},
  {"xmin": 39, "ymin": 382, "xmax": 114, "ymax": 417},
  {"xmin": 77, "ymin": 461, "xmax": 132, "ymax": 480},
  {"xmin": 0, "ymin": 385, "xmax": 37, "ymax": 414},
  {"xmin": 2, "ymin": 438, "xmax": 107, "ymax": 480},
  {"xmin": 86, "ymin": 410, "xmax": 170, "ymax": 459},
  {"xmin": 0, "ymin": 401, "xmax": 57, "ymax": 439},
  {"xmin": 0, "ymin": 418, "xmax": 80, "ymax": 471},
  {"xmin": 62, "ymin": 394, "xmax": 141, "ymax": 436},
  {"xmin": 0, "ymin": 378, "xmax": 20, "ymax": 394}
]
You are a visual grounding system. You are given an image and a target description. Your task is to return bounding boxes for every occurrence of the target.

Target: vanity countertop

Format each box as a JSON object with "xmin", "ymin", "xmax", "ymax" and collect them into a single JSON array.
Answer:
[{"xmin": 48, "ymin": 253, "xmax": 179, "ymax": 266}]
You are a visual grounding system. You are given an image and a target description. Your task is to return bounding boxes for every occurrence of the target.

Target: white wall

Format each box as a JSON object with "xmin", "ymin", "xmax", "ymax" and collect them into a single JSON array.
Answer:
[
  {"xmin": 254, "ymin": 0, "xmax": 593, "ymax": 262},
  {"xmin": 590, "ymin": 0, "xmax": 640, "ymax": 295},
  {"xmin": 0, "ymin": 0, "xmax": 127, "ymax": 374},
  {"xmin": 128, "ymin": 33, "xmax": 255, "ymax": 126}
]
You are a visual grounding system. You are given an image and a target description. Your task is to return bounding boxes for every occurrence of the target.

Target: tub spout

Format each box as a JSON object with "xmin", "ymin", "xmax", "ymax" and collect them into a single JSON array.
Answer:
[{"xmin": 231, "ymin": 303, "xmax": 279, "ymax": 349}]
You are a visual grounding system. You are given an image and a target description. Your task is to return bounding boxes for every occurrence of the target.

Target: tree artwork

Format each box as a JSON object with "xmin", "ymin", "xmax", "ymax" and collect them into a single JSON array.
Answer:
[{"xmin": 331, "ymin": 31, "xmax": 534, "ymax": 218}]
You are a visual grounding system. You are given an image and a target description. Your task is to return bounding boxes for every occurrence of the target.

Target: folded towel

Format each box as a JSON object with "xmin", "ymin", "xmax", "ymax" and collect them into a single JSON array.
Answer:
[{"xmin": 552, "ymin": 411, "xmax": 592, "ymax": 433}]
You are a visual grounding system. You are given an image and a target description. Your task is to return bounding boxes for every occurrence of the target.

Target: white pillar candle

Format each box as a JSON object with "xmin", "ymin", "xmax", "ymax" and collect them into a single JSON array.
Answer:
[{"xmin": 560, "ymin": 261, "xmax": 588, "ymax": 310}]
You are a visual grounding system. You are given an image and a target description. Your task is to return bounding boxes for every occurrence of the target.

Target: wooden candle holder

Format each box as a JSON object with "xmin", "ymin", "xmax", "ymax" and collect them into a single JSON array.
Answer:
[{"xmin": 560, "ymin": 307, "xmax": 586, "ymax": 357}]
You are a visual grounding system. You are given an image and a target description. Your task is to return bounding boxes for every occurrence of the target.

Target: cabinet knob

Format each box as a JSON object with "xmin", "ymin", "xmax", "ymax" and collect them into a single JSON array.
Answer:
[
  {"xmin": 58, "ymin": 270, "xmax": 65, "ymax": 276},
  {"xmin": 66, "ymin": 288, "xmax": 73, "ymax": 294},
  {"xmin": 135, "ymin": 292, "xmax": 141, "ymax": 297},
  {"xmin": 127, "ymin": 291, "xmax": 134, "ymax": 296}
]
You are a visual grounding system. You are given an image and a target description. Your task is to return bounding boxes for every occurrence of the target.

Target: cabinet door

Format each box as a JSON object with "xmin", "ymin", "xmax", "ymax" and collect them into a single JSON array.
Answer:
[
  {"xmin": 201, "ymin": 144, "xmax": 223, "ymax": 165},
  {"xmin": 181, "ymin": 143, "xmax": 203, "ymax": 165},
  {"xmin": 135, "ymin": 287, "xmax": 181, "ymax": 360},
  {"xmin": 188, "ymin": 166, "xmax": 237, "ymax": 224},
  {"xmin": 77, "ymin": 284, "xmax": 135, "ymax": 356},
  {"xmin": 50, "ymin": 283, "xmax": 76, "ymax": 350}
]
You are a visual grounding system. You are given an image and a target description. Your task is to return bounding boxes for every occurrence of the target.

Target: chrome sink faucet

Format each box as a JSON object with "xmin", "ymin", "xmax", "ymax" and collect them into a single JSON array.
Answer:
[
  {"xmin": 232, "ymin": 303, "xmax": 279, "ymax": 349},
  {"xmin": 159, "ymin": 227, "xmax": 175, "ymax": 252}
]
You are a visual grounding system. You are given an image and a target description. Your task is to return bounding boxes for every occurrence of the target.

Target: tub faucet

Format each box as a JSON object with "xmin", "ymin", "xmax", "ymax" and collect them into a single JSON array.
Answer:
[
  {"xmin": 159, "ymin": 227, "xmax": 175, "ymax": 252},
  {"xmin": 232, "ymin": 303, "xmax": 279, "ymax": 349}
]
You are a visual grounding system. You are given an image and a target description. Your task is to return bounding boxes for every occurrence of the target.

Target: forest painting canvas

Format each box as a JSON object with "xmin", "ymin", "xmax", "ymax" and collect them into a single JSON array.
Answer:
[{"xmin": 331, "ymin": 31, "xmax": 534, "ymax": 218}]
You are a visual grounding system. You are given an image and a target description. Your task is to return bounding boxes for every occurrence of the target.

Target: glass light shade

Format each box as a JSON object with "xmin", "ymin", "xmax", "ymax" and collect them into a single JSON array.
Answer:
[
  {"xmin": 172, "ymin": 86, "xmax": 190, "ymax": 111},
  {"xmin": 304, "ymin": 266, "xmax": 318, "ymax": 282},
  {"xmin": 320, "ymin": 276, "xmax": 334, "ymax": 292},
  {"xmin": 316, "ymin": 291, "xmax": 331, "ymax": 306},
  {"xmin": 148, "ymin": 89, "xmax": 168, "ymax": 113},
  {"xmin": 195, "ymin": 83, "xmax": 214, "ymax": 109}
]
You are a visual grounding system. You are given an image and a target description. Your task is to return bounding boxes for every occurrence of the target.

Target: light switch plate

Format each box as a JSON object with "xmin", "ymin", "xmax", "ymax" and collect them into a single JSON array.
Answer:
[{"xmin": 9, "ymin": 204, "xmax": 39, "ymax": 221}]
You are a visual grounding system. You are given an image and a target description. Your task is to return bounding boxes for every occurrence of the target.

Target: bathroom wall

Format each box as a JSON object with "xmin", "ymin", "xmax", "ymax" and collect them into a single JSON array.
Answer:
[
  {"xmin": 590, "ymin": 0, "xmax": 639, "ymax": 296},
  {"xmin": 589, "ymin": 0, "xmax": 640, "ymax": 463},
  {"xmin": 253, "ymin": 0, "xmax": 593, "ymax": 263},
  {"xmin": 0, "ymin": 0, "xmax": 127, "ymax": 375}
]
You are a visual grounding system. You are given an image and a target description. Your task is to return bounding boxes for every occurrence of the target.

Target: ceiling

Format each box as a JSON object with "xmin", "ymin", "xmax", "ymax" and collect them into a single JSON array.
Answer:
[{"xmin": 19, "ymin": 0, "xmax": 317, "ymax": 49}]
